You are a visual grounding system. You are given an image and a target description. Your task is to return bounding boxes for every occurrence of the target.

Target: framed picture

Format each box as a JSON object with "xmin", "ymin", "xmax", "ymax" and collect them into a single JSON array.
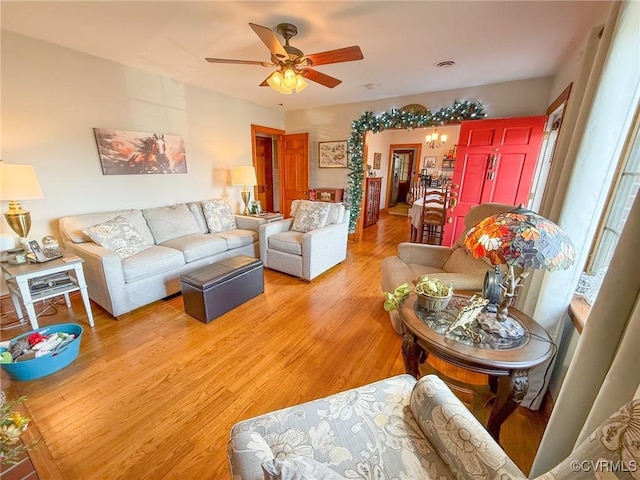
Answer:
[
  {"xmin": 318, "ymin": 140, "xmax": 348, "ymax": 168},
  {"xmin": 93, "ymin": 128, "xmax": 187, "ymax": 175},
  {"xmin": 373, "ymin": 152, "xmax": 382, "ymax": 170},
  {"xmin": 424, "ymin": 156, "xmax": 437, "ymax": 169}
]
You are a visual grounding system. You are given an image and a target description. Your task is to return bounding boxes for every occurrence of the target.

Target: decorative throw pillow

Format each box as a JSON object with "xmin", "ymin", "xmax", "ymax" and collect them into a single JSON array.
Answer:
[
  {"xmin": 291, "ymin": 202, "xmax": 330, "ymax": 233},
  {"xmin": 83, "ymin": 216, "xmax": 151, "ymax": 259},
  {"xmin": 202, "ymin": 199, "xmax": 237, "ymax": 234},
  {"xmin": 262, "ymin": 457, "xmax": 346, "ymax": 480}
]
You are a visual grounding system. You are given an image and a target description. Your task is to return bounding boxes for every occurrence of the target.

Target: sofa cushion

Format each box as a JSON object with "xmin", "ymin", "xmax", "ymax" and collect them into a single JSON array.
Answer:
[
  {"xmin": 160, "ymin": 234, "xmax": 227, "ymax": 263},
  {"xmin": 292, "ymin": 201, "xmax": 330, "ymax": 233},
  {"xmin": 187, "ymin": 202, "xmax": 209, "ymax": 234},
  {"xmin": 83, "ymin": 216, "xmax": 151, "ymax": 259},
  {"xmin": 214, "ymin": 229, "xmax": 258, "ymax": 250},
  {"xmin": 61, "ymin": 209, "xmax": 154, "ymax": 245},
  {"xmin": 142, "ymin": 204, "xmax": 200, "ymax": 244},
  {"xmin": 268, "ymin": 231, "xmax": 303, "ymax": 256},
  {"xmin": 121, "ymin": 245, "xmax": 185, "ymax": 283},
  {"xmin": 202, "ymin": 199, "xmax": 237, "ymax": 233}
]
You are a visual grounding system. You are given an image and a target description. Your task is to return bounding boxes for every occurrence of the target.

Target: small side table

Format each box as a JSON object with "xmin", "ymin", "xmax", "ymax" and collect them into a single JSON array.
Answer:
[
  {"xmin": 1, "ymin": 256, "xmax": 95, "ymax": 330},
  {"xmin": 241, "ymin": 212, "xmax": 284, "ymax": 223},
  {"xmin": 399, "ymin": 294, "xmax": 553, "ymax": 442}
]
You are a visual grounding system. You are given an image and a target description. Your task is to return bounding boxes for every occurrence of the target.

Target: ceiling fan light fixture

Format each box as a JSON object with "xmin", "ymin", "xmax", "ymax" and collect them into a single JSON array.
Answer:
[
  {"xmin": 267, "ymin": 70, "xmax": 284, "ymax": 89},
  {"xmin": 283, "ymin": 68, "xmax": 297, "ymax": 90},
  {"xmin": 295, "ymin": 75, "xmax": 308, "ymax": 93}
]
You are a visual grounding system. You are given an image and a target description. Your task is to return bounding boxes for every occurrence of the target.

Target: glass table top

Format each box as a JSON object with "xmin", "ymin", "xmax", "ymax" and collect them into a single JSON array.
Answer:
[{"xmin": 413, "ymin": 296, "xmax": 530, "ymax": 350}]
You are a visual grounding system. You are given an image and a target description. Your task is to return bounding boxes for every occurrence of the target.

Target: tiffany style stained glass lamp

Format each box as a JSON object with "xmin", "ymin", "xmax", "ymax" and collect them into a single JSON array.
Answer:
[{"xmin": 463, "ymin": 205, "xmax": 576, "ymax": 338}]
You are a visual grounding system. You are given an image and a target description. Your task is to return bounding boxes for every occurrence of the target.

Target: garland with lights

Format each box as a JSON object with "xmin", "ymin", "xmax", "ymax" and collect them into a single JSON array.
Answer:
[{"xmin": 346, "ymin": 100, "xmax": 486, "ymax": 233}]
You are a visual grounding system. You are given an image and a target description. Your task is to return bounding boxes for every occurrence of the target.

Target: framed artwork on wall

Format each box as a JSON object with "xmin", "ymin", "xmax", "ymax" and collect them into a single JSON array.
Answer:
[
  {"xmin": 93, "ymin": 128, "xmax": 187, "ymax": 175},
  {"xmin": 373, "ymin": 152, "xmax": 382, "ymax": 170},
  {"xmin": 318, "ymin": 140, "xmax": 348, "ymax": 168},
  {"xmin": 424, "ymin": 156, "xmax": 437, "ymax": 169}
]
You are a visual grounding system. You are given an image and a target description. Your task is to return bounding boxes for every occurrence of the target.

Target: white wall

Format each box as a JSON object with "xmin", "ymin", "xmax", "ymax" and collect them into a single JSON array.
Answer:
[
  {"xmin": 0, "ymin": 31, "xmax": 284, "ymax": 244},
  {"xmin": 285, "ymin": 76, "xmax": 554, "ymax": 194}
]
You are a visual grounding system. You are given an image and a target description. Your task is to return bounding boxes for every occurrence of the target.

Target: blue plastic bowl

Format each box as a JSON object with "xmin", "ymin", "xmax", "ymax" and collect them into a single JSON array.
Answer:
[{"xmin": 0, "ymin": 323, "xmax": 83, "ymax": 381}]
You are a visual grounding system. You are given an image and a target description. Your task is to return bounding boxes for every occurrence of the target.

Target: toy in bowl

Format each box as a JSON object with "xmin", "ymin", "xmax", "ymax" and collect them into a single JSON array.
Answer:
[{"xmin": 0, "ymin": 324, "xmax": 83, "ymax": 381}]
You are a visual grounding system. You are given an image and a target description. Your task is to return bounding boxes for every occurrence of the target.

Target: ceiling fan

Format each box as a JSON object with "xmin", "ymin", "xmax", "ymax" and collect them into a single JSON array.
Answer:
[{"xmin": 205, "ymin": 23, "xmax": 364, "ymax": 94}]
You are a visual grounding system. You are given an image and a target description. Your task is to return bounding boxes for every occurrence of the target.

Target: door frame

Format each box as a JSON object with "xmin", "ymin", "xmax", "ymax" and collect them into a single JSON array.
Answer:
[
  {"xmin": 385, "ymin": 143, "xmax": 422, "ymax": 209},
  {"xmin": 251, "ymin": 124, "xmax": 285, "ymax": 212}
]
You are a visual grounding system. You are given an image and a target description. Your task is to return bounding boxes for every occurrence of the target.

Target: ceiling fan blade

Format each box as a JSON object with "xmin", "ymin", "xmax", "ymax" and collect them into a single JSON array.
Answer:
[
  {"xmin": 205, "ymin": 57, "xmax": 272, "ymax": 66},
  {"xmin": 301, "ymin": 68, "xmax": 342, "ymax": 88},
  {"xmin": 249, "ymin": 23, "xmax": 289, "ymax": 61},
  {"xmin": 304, "ymin": 46, "xmax": 364, "ymax": 66},
  {"xmin": 259, "ymin": 75, "xmax": 270, "ymax": 87}
]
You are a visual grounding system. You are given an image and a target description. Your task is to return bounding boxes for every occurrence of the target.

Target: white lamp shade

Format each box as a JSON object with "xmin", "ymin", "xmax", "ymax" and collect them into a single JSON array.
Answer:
[
  {"xmin": 231, "ymin": 166, "xmax": 257, "ymax": 186},
  {"xmin": 0, "ymin": 162, "xmax": 44, "ymax": 200}
]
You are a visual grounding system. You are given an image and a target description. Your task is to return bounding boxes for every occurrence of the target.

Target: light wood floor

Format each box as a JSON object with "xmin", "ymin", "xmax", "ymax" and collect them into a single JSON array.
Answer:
[{"xmin": 0, "ymin": 212, "xmax": 547, "ymax": 479}]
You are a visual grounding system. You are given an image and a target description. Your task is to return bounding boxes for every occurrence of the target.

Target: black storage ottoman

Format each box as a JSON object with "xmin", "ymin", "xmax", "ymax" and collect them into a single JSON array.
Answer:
[{"xmin": 180, "ymin": 255, "xmax": 264, "ymax": 323}]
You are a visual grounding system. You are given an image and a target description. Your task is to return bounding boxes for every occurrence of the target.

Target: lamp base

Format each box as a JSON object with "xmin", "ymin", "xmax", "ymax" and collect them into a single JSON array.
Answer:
[
  {"xmin": 4, "ymin": 201, "xmax": 32, "ymax": 238},
  {"xmin": 241, "ymin": 189, "xmax": 251, "ymax": 216}
]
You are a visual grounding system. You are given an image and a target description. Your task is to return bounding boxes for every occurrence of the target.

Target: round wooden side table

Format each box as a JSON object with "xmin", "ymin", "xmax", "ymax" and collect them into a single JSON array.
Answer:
[{"xmin": 399, "ymin": 294, "xmax": 553, "ymax": 442}]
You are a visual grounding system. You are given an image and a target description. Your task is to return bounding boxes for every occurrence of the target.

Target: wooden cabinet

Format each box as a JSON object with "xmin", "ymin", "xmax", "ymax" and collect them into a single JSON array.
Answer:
[{"xmin": 364, "ymin": 177, "xmax": 382, "ymax": 228}]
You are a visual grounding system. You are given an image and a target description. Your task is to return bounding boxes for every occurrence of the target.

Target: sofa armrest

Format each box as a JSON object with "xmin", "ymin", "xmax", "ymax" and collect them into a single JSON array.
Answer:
[
  {"xmin": 301, "ymin": 222, "xmax": 349, "ymax": 280},
  {"xmin": 410, "ymin": 375, "xmax": 527, "ymax": 480},
  {"xmin": 228, "ymin": 431, "xmax": 274, "ymax": 480},
  {"xmin": 397, "ymin": 242, "xmax": 454, "ymax": 269},
  {"xmin": 235, "ymin": 215, "xmax": 266, "ymax": 231},
  {"xmin": 63, "ymin": 241, "xmax": 126, "ymax": 317}
]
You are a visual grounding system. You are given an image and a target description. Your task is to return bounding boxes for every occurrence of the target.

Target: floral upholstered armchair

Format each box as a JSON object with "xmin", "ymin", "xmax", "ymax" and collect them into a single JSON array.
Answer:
[{"xmin": 228, "ymin": 374, "xmax": 639, "ymax": 480}]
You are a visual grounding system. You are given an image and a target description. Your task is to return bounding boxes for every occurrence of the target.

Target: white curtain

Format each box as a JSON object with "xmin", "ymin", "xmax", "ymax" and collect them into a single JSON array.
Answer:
[
  {"xmin": 519, "ymin": 0, "xmax": 640, "ymax": 409},
  {"xmin": 530, "ymin": 190, "xmax": 640, "ymax": 476}
]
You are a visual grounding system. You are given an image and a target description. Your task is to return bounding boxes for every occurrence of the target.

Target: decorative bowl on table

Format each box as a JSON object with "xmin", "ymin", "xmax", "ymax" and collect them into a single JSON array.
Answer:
[{"xmin": 417, "ymin": 292, "xmax": 453, "ymax": 312}]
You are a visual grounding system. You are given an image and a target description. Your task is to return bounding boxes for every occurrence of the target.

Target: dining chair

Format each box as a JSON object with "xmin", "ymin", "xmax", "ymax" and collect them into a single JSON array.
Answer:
[{"xmin": 417, "ymin": 188, "xmax": 449, "ymax": 245}]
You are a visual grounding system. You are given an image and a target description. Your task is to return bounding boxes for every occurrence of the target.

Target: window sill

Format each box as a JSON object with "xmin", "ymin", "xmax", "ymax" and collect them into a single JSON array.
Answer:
[{"xmin": 568, "ymin": 295, "xmax": 591, "ymax": 334}]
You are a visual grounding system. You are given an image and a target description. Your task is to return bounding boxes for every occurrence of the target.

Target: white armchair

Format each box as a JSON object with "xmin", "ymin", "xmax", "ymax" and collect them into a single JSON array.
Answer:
[{"xmin": 259, "ymin": 200, "xmax": 349, "ymax": 281}]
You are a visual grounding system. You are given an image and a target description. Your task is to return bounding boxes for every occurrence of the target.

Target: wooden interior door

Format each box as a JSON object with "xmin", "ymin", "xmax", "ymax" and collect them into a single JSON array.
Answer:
[
  {"xmin": 280, "ymin": 133, "xmax": 309, "ymax": 217},
  {"xmin": 442, "ymin": 116, "xmax": 547, "ymax": 246},
  {"xmin": 255, "ymin": 136, "xmax": 274, "ymax": 212}
]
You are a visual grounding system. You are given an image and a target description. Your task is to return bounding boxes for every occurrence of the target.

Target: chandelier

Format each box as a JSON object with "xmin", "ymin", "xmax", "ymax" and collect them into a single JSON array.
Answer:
[
  {"xmin": 425, "ymin": 129, "xmax": 448, "ymax": 148},
  {"xmin": 266, "ymin": 67, "xmax": 308, "ymax": 94}
]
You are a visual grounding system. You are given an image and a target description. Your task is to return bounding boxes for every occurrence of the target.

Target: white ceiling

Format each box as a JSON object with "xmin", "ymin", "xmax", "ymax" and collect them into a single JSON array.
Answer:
[{"xmin": 1, "ymin": 1, "xmax": 612, "ymax": 111}]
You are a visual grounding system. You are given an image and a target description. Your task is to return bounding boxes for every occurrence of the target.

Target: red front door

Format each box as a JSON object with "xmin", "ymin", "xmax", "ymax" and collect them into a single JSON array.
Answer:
[{"xmin": 443, "ymin": 116, "xmax": 547, "ymax": 246}]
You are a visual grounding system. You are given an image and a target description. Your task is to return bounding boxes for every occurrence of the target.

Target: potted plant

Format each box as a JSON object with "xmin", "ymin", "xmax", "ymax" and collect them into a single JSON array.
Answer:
[{"xmin": 384, "ymin": 276, "xmax": 454, "ymax": 312}]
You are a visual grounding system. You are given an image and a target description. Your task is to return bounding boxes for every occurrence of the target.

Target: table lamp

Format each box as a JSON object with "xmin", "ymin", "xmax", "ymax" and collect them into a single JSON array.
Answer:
[
  {"xmin": 231, "ymin": 166, "xmax": 258, "ymax": 215},
  {"xmin": 0, "ymin": 161, "xmax": 44, "ymax": 243},
  {"xmin": 463, "ymin": 205, "xmax": 575, "ymax": 338}
]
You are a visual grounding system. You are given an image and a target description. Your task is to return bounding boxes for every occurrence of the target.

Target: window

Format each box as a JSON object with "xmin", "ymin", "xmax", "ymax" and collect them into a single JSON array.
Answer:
[{"xmin": 582, "ymin": 105, "xmax": 640, "ymax": 304}]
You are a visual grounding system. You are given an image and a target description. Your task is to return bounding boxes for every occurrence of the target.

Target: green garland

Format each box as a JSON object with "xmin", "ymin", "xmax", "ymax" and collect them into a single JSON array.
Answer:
[{"xmin": 346, "ymin": 100, "xmax": 486, "ymax": 233}]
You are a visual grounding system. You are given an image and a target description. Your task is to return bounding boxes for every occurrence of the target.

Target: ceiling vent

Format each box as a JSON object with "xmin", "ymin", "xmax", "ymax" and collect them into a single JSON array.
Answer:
[{"xmin": 434, "ymin": 60, "xmax": 456, "ymax": 69}]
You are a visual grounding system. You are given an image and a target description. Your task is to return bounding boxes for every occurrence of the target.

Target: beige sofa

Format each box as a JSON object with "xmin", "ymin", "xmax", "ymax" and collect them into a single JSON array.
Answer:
[
  {"xmin": 228, "ymin": 373, "xmax": 639, "ymax": 479},
  {"xmin": 381, "ymin": 202, "xmax": 515, "ymax": 334},
  {"xmin": 59, "ymin": 200, "xmax": 264, "ymax": 317}
]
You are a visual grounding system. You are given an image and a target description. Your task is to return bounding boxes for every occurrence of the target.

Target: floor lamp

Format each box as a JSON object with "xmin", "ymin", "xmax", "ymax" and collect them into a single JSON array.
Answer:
[
  {"xmin": 232, "ymin": 166, "xmax": 258, "ymax": 215},
  {"xmin": 0, "ymin": 161, "xmax": 44, "ymax": 247}
]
